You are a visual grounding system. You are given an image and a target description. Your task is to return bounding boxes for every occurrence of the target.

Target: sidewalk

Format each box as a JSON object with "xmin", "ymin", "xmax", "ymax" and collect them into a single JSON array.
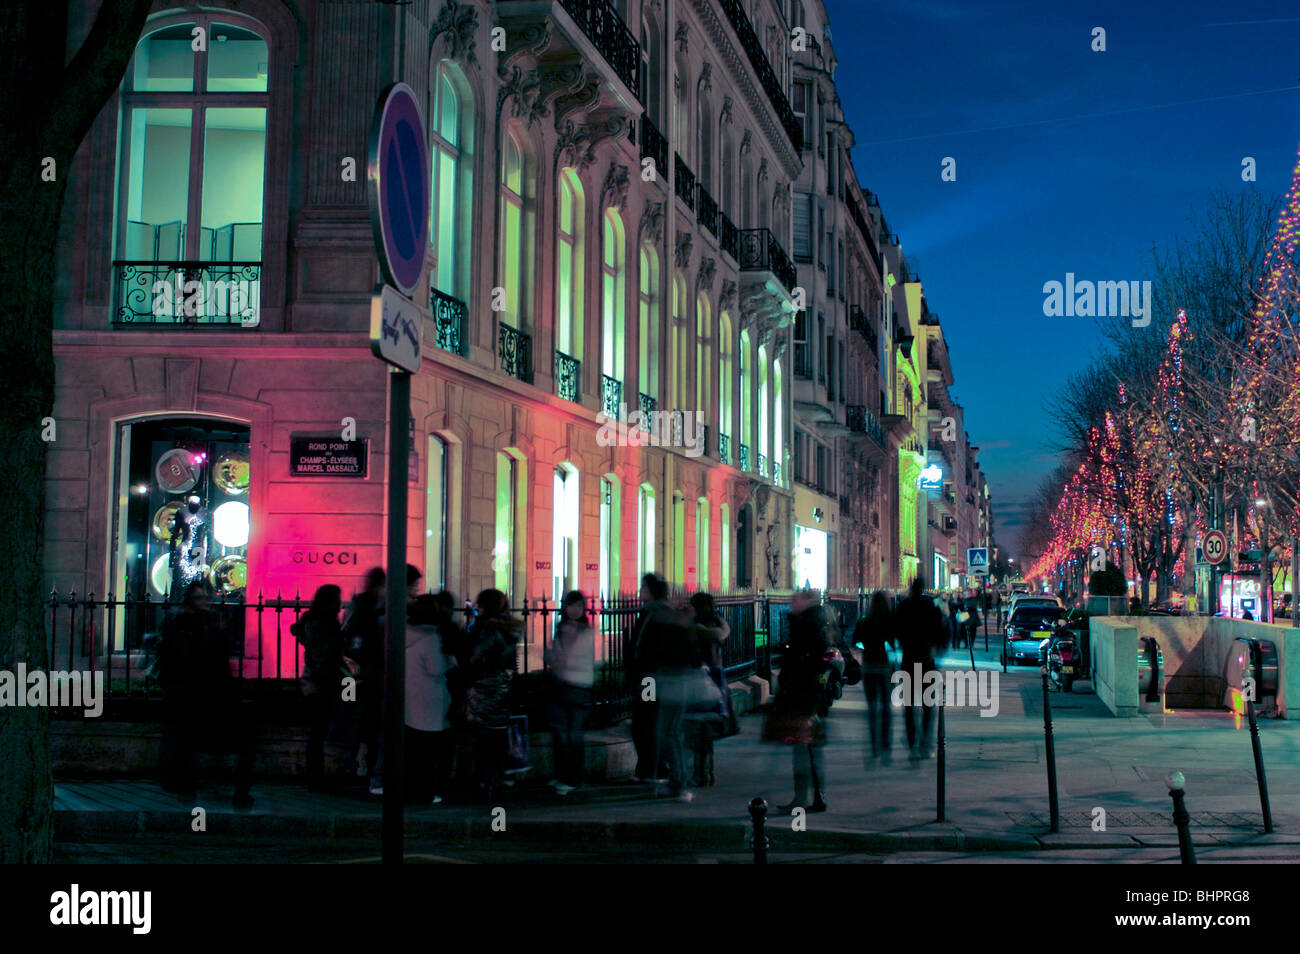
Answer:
[{"xmin": 53, "ymin": 637, "xmax": 1300, "ymax": 855}]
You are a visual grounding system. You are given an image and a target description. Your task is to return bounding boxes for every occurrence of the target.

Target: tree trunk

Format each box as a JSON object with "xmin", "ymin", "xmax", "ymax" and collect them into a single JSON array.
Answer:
[{"xmin": 0, "ymin": 0, "xmax": 153, "ymax": 863}]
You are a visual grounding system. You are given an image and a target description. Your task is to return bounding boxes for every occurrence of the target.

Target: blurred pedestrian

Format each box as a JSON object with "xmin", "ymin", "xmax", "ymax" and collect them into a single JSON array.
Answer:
[
  {"xmin": 896, "ymin": 577, "xmax": 944, "ymax": 758},
  {"xmin": 854, "ymin": 590, "xmax": 895, "ymax": 762},
  {"xmin": 464, "ymin": 588, "xmax": 519, "ymax": 800},
  {"xmin": 688, "ymin": 592, "xmax": 731, "ymax": 787},
  {"xmin": 157, "ymin": 581, "xmax": 254, "ymax": 808},
  {"xmin": 293, "ymin": 584, "xmax": 345, "ymax": 792},
  {"xmin": 342, "ymin": 568, "xmax": 385, "ymax": 787},
  {"xmin": 545, "ymin": 590, "xmax": 595, "ymax": 794},
  {"xmin": 629, "ymin": 573, "xmax": 676, "ymax": 783},
  {"xmin": 403, "ymin": 594, "xmax": 457, "ymax": 805}
]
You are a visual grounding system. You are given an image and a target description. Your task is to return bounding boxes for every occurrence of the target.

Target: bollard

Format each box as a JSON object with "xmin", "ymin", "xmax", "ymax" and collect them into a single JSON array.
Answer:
[
  {"xmin": 748, "ymin": 797, "xmax": 769, "ymax": 864},
  {"xmin": 1041, "ymin": 667, "xmax": 1059, "ymax": 833},
  {"xmin": 1166, "ymin": 772, "xmax": 1197, "ymax": 864},
  {"xmin": 936, "ymin": 682, "xmax": 946, "ymax": 822},
  {"xmin": 1245, "ymin": 697, "xmax": 1275, "ymax": 833}
]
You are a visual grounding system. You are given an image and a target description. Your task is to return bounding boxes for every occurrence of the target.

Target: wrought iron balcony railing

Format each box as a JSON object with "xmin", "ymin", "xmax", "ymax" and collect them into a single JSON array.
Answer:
[
  {"xmin": 558, "ymin": 0, "xmax": 641, "ymax": 100},
  {"xmin": 737, "ymin": 228, "xmax": 796, "ymax": 295},
  {"xmin": 719, "ymin": 211, "xmax": 739, "ymax": 262},
  {"xmin": 674, "ymin": 154, "xmax": 696, "ymax": 211},
  {"xmin": 697, "ymin": 183, "xmax": 719, "ymax": 238},
  {"xmin": 554, "ymin": 349, "xmax": 581, "ymax": 402},
  {"xmin": 719, "ymin": 432, "xmax": 731, "ymax": 465},
  {"xmin": 499, "ymin": 323, "xmax": 533, "ymax": 383},
  {"xmin": 717, "ymin": 0, "xmax": 802, "ymax": 151},
  {"xmin": 847, "ymin": 404, "xmax": 887, "ymax": 447},
  {"xmin": 773, "ymin": 460, "xmax": 782, "ymax": 485},
  {"xmin": 640, "ymin": 114, "xmax": 668, "ymax": 181},
  {"xmin": 842, "ymin": 183, "xmax": 881, "ymax": 265},
  {"xmin": 793, "ymin": 342, "xmax": 811, "ymax": 378},
  {"xmin": 431, "ymin": 286, "xmax": 467, "ymax": 355},
  {"xmin": 601, "ymin": 373, "xmax": 622, "ymax": 419},
  {"xmin": 113, "ymin": 260, "xmax": 261, "ymax": 326},
  {"xmin": 758, "ymin": 453, "xmax": 768, "ymax": 478},
  {"xmin": 739, "ymin": 442, "xmax": 750, "ymax": 472}
]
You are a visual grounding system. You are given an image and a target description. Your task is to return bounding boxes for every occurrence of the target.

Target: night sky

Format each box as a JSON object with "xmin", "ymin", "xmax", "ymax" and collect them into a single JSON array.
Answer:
[{"xmin": 825, "ymin": 0, "xmax": 1300, "ymax": 556}]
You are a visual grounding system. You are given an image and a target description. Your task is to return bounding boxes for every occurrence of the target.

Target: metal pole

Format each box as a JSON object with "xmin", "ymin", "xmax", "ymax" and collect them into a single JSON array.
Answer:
[
  {"xmin": 748, "ymin": 797, "xmax": 769, "ymax": 864},
  {"xmin": 1167, "ymin": 773, "xmax": 1196, "ymax": 864},
  {"xmin": 1244, "ymin": 642, "xmax": 1274, "ymax": 833},
  {"xmin": 1041, "ymin": 667, "xmax": 1059, "ymax": 833},
  {"xmin": 936, "ymin": 680, "xmax": 946, "ymax": 822},
  {"xmin": 382, "ymin": 369, "xmax": 411, "ymax": 864},
  {"xmin": 1291, "ymin": 536, "xmax": 1298, "ymax": 628}
]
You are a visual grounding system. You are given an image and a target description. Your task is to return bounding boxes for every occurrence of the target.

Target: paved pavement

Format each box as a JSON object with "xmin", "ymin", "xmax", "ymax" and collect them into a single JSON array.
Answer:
[{"xmin": 53, "ymin": 625, "xmax": 1300, "ymax": 860}]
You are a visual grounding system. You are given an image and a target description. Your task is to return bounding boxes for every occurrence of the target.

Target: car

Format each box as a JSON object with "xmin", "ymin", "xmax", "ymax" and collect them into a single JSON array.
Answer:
[
  {"xmin": 1007, "ymin": 594, "xmax": 1063, "ymax": 617},
  {"xmin": 1002, "ymin": 605, "xmax": 1067, "ymax": 667}
]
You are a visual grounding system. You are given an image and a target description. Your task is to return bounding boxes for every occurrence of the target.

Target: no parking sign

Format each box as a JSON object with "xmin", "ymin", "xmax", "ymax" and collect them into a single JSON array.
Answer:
[{"xmin": 368, "ymin": 82, "xmax": 429, "ymax": 297}]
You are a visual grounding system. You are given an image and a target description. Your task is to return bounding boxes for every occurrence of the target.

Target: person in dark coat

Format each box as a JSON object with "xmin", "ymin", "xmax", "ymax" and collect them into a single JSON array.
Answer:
[
  {"xmin": 156, "ymin": 581, "xmax": 254, "ymax": 808},
  {"xmin": 292, "ymin": 584, "xmax": 344, "ymax": 792},
  {"xmin": 895, "ymin": 577, "xmax": 944, "ymax": 758},
  {"xmin": 629, "ymin": 573, "xmax": 677, "ymax": 783},
  {"xmin": 341, "ymin": 567, "xmax": 385, "ymax": 784},
  {"xmin": 772, "ymin": 589, "xmax": 836, "ymax": 812},
  {"xmin": 464, "ymin": 588, "xmax": 519, "ymax": 800},
  {"xmin": 687, "ymin": 592, "xmax": 732, "ymax": 787},
  {"xmin": 854, "ymin": 590, "xmax": 895, "ymax": 761}
]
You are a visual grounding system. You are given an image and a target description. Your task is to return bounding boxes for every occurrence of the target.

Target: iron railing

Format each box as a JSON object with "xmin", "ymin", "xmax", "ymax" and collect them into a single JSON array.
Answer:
[
  {"xmin": 758, "ymin": 452, "xmax": 768, "ymax": 478},
  {"xmin": 640, "ymin": 113, "xmax": 668, "ymax": 180},
  {"xmin": 719, "ymin": 211, "xmax": 739, "ymax": 261},
  {"xmin": 717, "ymin": 0, "xmax": 802, "ymax": 151},
  {"xmin": 112, "ymin": 260, "xmax": 261, "ymax": 326},
  {"xmin": 738, "ymin": 228, "xmax": 796, "ymax": 294},
  {"xmin": 499, "ymin": 323, "xmax": 533, "ymax": 383},
  {"xmin": 554, "ymin": 350, "xmax": 581, "ymax": 402},
  {"xmin": 431, "ymin": 286, "xmax": 467, "ymax": 355},
  {"xmin": 601, "ymin": 373, "xmax": 622, "ymax": 419},
  {"xmin": 847, "ymin": 404, "xmax": 887, "ymax": 447},
  {"xmin": 558, "ymin": 0, "xmax": 641, "ymax": 100},
  {"xmin": 740, "ymin": 442, "xmax": 750, "ymax": 472},
  {"xmin": 697, "ymin": 183, "xmax": 719, "ymax": 237},
  {"xmin": 675, "ymin": 154, "xmax": 697, "ymax": 211},
  {"xmin": 639, "ymin": 390, "xmax": 657, "ymax": 418},
  {"xmin": 719, "ymin": 432, "xmax": 731, "ymax": 465}
]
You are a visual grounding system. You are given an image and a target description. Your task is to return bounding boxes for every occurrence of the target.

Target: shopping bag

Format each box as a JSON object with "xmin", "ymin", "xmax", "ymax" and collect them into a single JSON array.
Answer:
[{"xmin": 504, "ymin": 714, "xmax": 530, "ymax": 775}]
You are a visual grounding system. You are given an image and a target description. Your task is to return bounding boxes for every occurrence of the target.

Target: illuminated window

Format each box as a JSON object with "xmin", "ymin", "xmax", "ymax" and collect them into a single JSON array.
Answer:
[
  {"xmin": 638, "ymin": 244, "xmax": 659, "ymax": 403},
  {"xmin": 774, "ymin": 359, "xmax": 783, "ymax": 483},
  {"xmin": 430, "ymin": 61, "xmax": 472, "ymax": 300},
  {"xmin": 720, "ymin": 503, "xmax": 731, "ymax": 591},
  {"xmin": 600, "ymin": 476, "xmax": 620, "ymax": 597},
  {"xmin": 758, "ymin": 344, "xmax": 769, "ymax": 465},
  {"xmin": 497, "ymin": 129, "xmax": 534, "ymax": 330},
  {"xmin": 696, "ymin": 498, "xmax": 710, "ymax": 591},
  {"xmin": 718, "ymin": 312, "xmax": 733, "ymax": 442},
  {"xmin": 695, "ymin": 292, "xmax": 711, "ymax": 424},
  {"xmin": 739, "ymin": 329, "xmax": 751, "ymax": 465},
  {"xmin": 602, "ymin": 209, "xmax": 626, "ymax": 383},
  {"xmin": 638, "ymin": 484, "xmax": 656, "ymax": 577},
  {"xmin": 673, "ymin": 492, "xmax": 686, "ymax": 584},
  {"xmin": 552, "ymin": 465, "xmax": 580, "ymax": 602},
  {"xmin": 671, "ymin": 272, "xmax": 688, "ymax": 411},
  {"xmin": 425, "ymin": 435, "xmax": 448, "ymax": 591},
  {"xmin": 495, "ymin": 451, "xmax": 526, "ymax": 600},
  {"xmin": 556, "ymin": 169, "xmax": 584, "ymax": 359}
]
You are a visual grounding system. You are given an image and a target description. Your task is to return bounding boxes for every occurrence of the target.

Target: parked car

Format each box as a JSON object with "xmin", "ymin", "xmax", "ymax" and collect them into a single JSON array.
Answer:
[
  {"xmin": 1002, "ymin": 604, "xmax": 1067, "ymax": 668},
  {"xmin": 1007, "ymin": 594, "xmax": 1063, "ymax": 618}
]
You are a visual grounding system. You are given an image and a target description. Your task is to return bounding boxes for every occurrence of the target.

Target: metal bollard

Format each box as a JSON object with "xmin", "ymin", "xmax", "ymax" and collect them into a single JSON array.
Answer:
[
  {"xmin": 1245, "ymin": 696, "xmax": 1275, "ymax": 833},
  {"xmin": 1166, "ymin": 772, "xmax": 1197, "ymax": 864},
  {"xmin": 748, "ymin": 797, "xmax": 770, "ymax": 864},
  {"xmin": 1041, "ymin": 667, "xmax": 1059, "ymax": 833},
  {"xmin": 937, "ymin": 683, "xmax": 946, "ymax": 822}
]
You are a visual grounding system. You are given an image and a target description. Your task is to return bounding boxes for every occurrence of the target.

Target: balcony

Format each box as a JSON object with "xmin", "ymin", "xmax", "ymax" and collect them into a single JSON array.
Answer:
[
  {"xmin": 697, "ymin": 183, "xmax": 719, "ymax": 238},
  {"xmin": 841, "ymin": 183, "xmax": 881, "ymax": 266},
  {"xmin": 430, "ymin": 286, "xmax": 467, "ymax": 356},
  {"xmin": 719, "ymin": 432, "xmax": 731, "ymax": 465},
  {"xmin": 758, "ymin": 453, "xmax": 768, "ymax": 478},
  {"xmin": 847, "ymin": 404, "xmax": 887, "ymax": 448},
  {"xmin": 113, "ymin": 261, "xmax": 261, "ymax": 327},
  {"xmin": 738, "ymin": 228, "xmax": 796, "ymax": 295},
  {"xmin": 719, "ymin": 211, "xmax": 739, "ymax": 262},
  {"xmin": 557, "ymin": 0, "xmax": 640, "ymax": 100},
  {"xmin": 640, "ymin": 114, "xmax": 668, "ymax": 181},
  {"xmin": 793, "ymin": 342, "xmax": 811, "ymax": 378},
  {"xmin": 601, "ymin": 373, "xmax": 622, "ymax": 419},
  {"xmin": 675, "ymin": 154, "xmax": 696, "ymax": 212},
  {"xmin": 850, "ymin": 305, "xmax": 878, "ymax": 353},
  {"xmin": 499, "ymin": 323, "xmax": 533, "ymax": 383},
  {"xmin": 554, "ymin": 350, "xmax": 581, "ymax": 402},
  {"xmin": 772, "ymin": 460, "xmax": 782, "ymax": 485},
  {"xmin": 717, "ymin": 0, "xmax": 802, "ymax": 151},
  {"xmin": 639, "ymin": 391, "xmax": 656, "ymax": 418},
  {"xmin": 740, "ymin": 442, "xmax": 750, "ymax": 472}
]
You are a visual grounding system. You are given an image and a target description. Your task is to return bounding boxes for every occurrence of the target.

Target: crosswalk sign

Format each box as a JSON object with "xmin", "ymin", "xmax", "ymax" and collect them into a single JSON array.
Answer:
[{"xmin": 968, "ymin": 547, "xmax": 989, "ymax": 575}]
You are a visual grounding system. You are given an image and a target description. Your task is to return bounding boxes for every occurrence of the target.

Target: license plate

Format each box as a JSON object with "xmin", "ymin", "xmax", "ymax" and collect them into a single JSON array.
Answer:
[
  {"xmin": 1061, "ymin": 666, "xmax": 1074, "ymax": 674},
  {"xmin": 1033, "ymin": 631, "xmax": 1051, "ymax": 638}
]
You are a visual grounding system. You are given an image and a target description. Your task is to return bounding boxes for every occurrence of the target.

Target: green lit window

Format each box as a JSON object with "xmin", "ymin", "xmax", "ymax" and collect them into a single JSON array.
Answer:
[
  {"xmin": 430, "ymin": 62, "xmax": 472, "ymax": 299},
  {"xmin": 601, "ymin": 209, "xmax": 626, "ymax": 381},
  {"xmin": 497, "ymin": 130, "xmax": 533, "ymax": 329},
  {"xmin": 638, "ymin": 245, "xmax": 659, "ymax": 400},
  {"xmin": 556, "ymin": 170, "xmax": 583, "ymax": 356}
]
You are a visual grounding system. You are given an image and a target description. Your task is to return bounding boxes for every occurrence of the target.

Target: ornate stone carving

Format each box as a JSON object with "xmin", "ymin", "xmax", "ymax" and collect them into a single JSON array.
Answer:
[
  {"xmin": 675, "ymin": 20, "xmax": 689, "ymax": 54},
  {"xmin": 555, "ymin": 114, "xmax": 627, "ymax": 173},
  {"xmin": 600, "ymin": 161, "xmax": 630, "ymax": 214},
  {"xmin": 758, "ymin": 157, "xmax": 769, "ymax": 183},
  {"xmin": 553, "ymin": 72, "xmax": 602, "ymax": 128},
  {"xmin": 432, "ymin": 1, "xmax": 479, "ymax": 67},
  {"xmin": 739, "ymin": 129, "xmax": 752, "ymax": 157},
  {"xmin": 638, "ymin": 201, "xmax": 665, "ymax": 246},
  {"xmin": 698, "ymin": 61, "xmax": 712, "ymax": 94},
  {"xmin": 720, "ymin": 96, "xmax": 733, "ymax": 126},
  {"xmin": 675, "ymin": 230, "xmax": 693, "ymax": 270},
  {"xmin": 719, "ymin": 279, "xmax": 738, "ymax": 313},
  {"xmin": 696, "ymin": 256, "xmax": 717, "ymax": 296}
]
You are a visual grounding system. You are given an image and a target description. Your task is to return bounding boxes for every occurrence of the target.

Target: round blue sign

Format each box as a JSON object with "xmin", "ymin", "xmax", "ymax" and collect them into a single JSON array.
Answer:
[{"xmin": 368, "ymin": 83, "xmax": 429, "ymax": 297}]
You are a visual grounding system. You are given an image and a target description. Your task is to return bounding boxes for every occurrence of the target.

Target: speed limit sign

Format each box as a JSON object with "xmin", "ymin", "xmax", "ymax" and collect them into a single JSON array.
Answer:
[{"xmin": 1203, "ymin": 529, "xmax": 1227, "ymax": 566}]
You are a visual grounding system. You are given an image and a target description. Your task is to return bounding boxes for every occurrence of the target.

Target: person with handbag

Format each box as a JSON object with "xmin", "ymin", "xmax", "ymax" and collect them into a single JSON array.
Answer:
[
  {"xmin": 464, "ymin": 589, "xmax": 519, "ymax": 801},
  {"xmin": 766, "ymin": 589, "xmax": 833, "ymax": 813},
  {"xmin": 545, "ymin": 590, "xmax": 595, "ymax": 795},
  {"xmin": 687, "ymin": 592, "xmax": 731, "ymax": 787}
]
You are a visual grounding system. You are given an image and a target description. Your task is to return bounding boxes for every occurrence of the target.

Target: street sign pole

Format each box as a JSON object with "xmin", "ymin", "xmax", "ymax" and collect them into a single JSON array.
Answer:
[{"xmin": 382, "ymin": 368, "xmax": 410, "ymax": 865}]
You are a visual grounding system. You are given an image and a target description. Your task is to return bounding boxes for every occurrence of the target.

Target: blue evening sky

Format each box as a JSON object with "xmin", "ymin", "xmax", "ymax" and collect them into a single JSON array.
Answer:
[{"xmin": 824, "ymin": 0, "xmax": 1300, "ymax": 555}]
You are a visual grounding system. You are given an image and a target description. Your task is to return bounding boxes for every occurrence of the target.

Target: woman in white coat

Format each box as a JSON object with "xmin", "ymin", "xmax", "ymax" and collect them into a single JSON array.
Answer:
[{"xmin": 404, "ymin": 594, "xmax": 457, "ymax": 804}]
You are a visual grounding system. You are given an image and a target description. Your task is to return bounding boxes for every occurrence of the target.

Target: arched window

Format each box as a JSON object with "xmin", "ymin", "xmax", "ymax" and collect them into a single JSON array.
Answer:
[
  {"xmin": 638, "ymin": 484, "xmax": 656, "ymax": 577},
  {"xmin": 641, "ymin": 15, "xmax": 661, "ymax": 126},
  {"xmin": 556, "ymin": 169, "xmax": 584, "ymax": 361},
  {"xmin": 671, "ymin": 272, "xmax": 688, "ymax": 412},
  {"xmin": 720, "ymin": 132, "xmax": 734, "ymax": 218},
  {"xmin": 430, "ymin": 60, "xmax": 473, "ymax": 301},
  {"xmin": 553, "ymin": 464, "xmax": 580, "ymax": 602},
  {"xmin": 698, "ymin": 94, "xmax": 713, "ymax": 192},
  {"xmin": 425, "ymin": 435, "xmax": 448, "ymax": 591},
  {"xmin": 774, "ymin": 359, "xmax": 784, "ymax": 485},
  {"xmin": 718, "ymin": 312, "xmax": 733, "ymax": 458},
  {"xmin": 719, "ymin": 503, "xmax": 731, "ymax": 590},
  {"xmin": 672, "ymin": 491, "xmax": 686, "ymax": 584},
  {"xmin": 758, "ymin": 344, "xmax": 769, "ymax": 475},
  {"xmin": 495, "ymin": 451, "xmax": 527, "ymax": 601},
  {"xmin": 695, "ymin": 292, "xmax": 711, "ymax": 425},
  {"xmin": 601, "ymin": 208, "xmax": 627, "ymax": 408},
  {"xmin": 674, "ymin": 68, "xmax": 689, "ymax": 152},
  {"xmin": 696, "ymin": 498, "xmax": 710, "ymax": 590},
  {"xmin": 740, "ymin": 150, "xmax": 753, "ymax": 225},
  {"xmin": 117, "ymin": 16, "xmax": 269, "ymax": 323},
  {"xmin": 600, "ymin": 476, "xmax": 620, "ymax": 597},
  {"xmin": 638, "ymin": 244, "xmax": 660, "ymax": 408},
  {"xmin": 739, "ymin": 329, "xmax": 751, "ymax": 470},
  {"xmin": 497, "ymin": 128, "xmax": 534, "ymax": 330}
]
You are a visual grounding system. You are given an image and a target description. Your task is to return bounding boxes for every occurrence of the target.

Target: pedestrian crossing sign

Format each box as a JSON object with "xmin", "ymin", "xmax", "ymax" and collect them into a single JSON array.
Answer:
[{"xmin": 968, "ymin": 547, "xmax": 989, "ymax": 574}]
